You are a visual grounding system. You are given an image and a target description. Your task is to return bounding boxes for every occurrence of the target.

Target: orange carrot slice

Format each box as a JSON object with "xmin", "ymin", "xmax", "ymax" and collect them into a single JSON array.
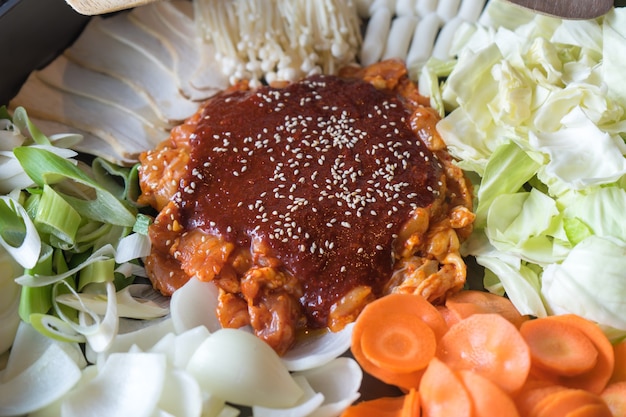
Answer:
[
  {"xmin": 565, "ymin": 403, "xmax": 614, "ymax": 417},
  {"xmin": 351, "ymin": 293, "xmax": 445, "ymax": 391},
  {"xmin": 520, "ymin": 317, "xmax": 599, "ymax": 377},
  {"xmin": 351, "ymin": 317, "xmax": 424, "ymax": 390},
  {"xmin": 542, "ymin": 315, "xmax": 615, "ymax": 394},
  {"xmin": 437, "ymin": 313, "xmax": 531, "ymax": 393},
  {"xmin": 610, "ymin": 340, "xmax": 626, "ymax": 383},
  {"xmin": 400, "ymin": 389, "xmax": 421, "ymax": 417},
  {"xmin": 530, "ymin": 388, "xmax": 610, "ymax": 417},
  {"xmin": 419, "ymin": 357, "xmax": 473, "ymax": 417},
  {"xmin": 514, "ymin": 381, "xmax": 569, "ymax": 417},
  {"xmin": 340, "ymin": 396, "xmax": 406, "ymax": 417},
  {"xmin": 601, "ymin": 381, "xmax": 626, "ymax": 417},
  {"xmin": 457, "ymin": 370, "xmax": 521, "ymax": 417},
  {"xmin": 355, "ymin": 293, "xmax": 447, "ymax": 341},
  {"xmin": 435, "ymin": 305, "xmax": 459, "ymax": 328},
  {"xmin": 360, "ymin": 313, "xmax": 437, "ymax": 373},
  {"xmin": 444, "ymin": 289, "xmax": 528, "ymax": 328}
]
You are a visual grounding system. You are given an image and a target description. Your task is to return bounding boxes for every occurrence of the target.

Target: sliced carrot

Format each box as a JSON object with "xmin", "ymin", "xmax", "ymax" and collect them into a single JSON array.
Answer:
[
  {"xmin": 351, "ymin": 319, "xmax": 424, "ymax": 390},
  {"xmin": 610, "ymin": 340, "xmax": 626, "ymax": 383},
  {"xmin": 340, "ymin": 396, "xmax": 406, "ymax": 417},
  {"xmin": 435, "ymin": 305, "xmax": 459, "ymax": 328},
  {"xmin": 514, "ymin": 382, "xmax": 569, "ymax": 417},
  {"xmin": 351, "ymin": 293, "xmax": 446, "ymax": 391},
  {"xmin": 530, "ymin": 388, "xmax": 610, "ymax": 417},
  {"xmin": 355, "ymin": 293, "xmax": 447, "ymax": 341},
  {"xmin": 520, "ymin": 317, "xmax": 599, "ymax": 377},
  {"xmin": 542, "ymin": 315, "xmax": 615, "ymax": 394},
  {"xmin": 437, "ymin": 313, "xmax": 531, "ymax": 393},
  {"xmin": 419, "ymin": 357, "xmax": 473, "ymax": 417},
  {"xmin": 360, "ymin": 313, "xmax": 437, "ymax": 373},
  {"xmin": 352, "ymin": 338, "xmax": 425, "ymax": 391},
  {"xmin": 444, "ymin": 289, "xmax": 528, "ymax": 328},
  {"xmin": 601, "ymin": 381, "xmax": 626, "ymax": 417},
  {"xmin": 400, "ymin": 388, "xmax": 421, "ymax": 417},
  {"xmin": 565, "ymin": 403, "xmax": 614, "ymax": 417},
  {"xmin": 457, "ymin": 369, "xmax": 521, "ymax": 417}
]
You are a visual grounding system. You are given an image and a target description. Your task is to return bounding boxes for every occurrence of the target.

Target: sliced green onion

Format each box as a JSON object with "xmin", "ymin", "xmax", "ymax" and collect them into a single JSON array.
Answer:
[
  {"xmin": 0, "ymin": 196, "xmax": 41, "ymax": 269},
  {"xmin": 90, "ymin": 224, "xmax": 130, "ymax": 254},
  {"xmin": 35, "ymin": 184, "xmax": 81, "ymax": 247},
  {"xmin": 13, "ymin": 146, "xmax": 136, "ymax": 227},
  {"xmin": 133, "ymin": 213, "xmax": 153, "ymax": 236},
  {"xmin": 76, "ymin": 222, "xmax": 114, "ymax": 245},
  {"xmin": 0, "ymin": 154, "xmax": 35, "ymax": 193},
  {"xmin": 15, "ymin": 244, "xmax": 116, "ymax": 287},
  {"xmin": 0, "ymin": 105, "xmax": 10, "ymax": 120},
  {"xmin": 29, "ymin": 313, "xmax": 86, "ymax": 343},
  {"xmin": 0, "ymin": 197, "xmax": 27, "ymax": 247},
  {"xmin": 56, "ymin": 284, "xmax": 169, "ymax": 320},
  {"xmin": 18, "ymin": 286, "xmax": 52, "ymax": 324},
  {"xmin": 91, "ymin": 157, "xmax": 140, "ymax": 202},
  {"xmin": 18, "ymin": 245, "xmax": 54, "ymax": 323},
  {"xmin": 77, "ymin": 258, "xmax": 116, "ymax": 291},
  {"xmin": 48, "ymin": 132, "xmax": 83, "ymax": 150},
  {"xmin": 115, "ymin": 232, "xmax": 151, "ymax": 264},
  {"xmin": 115, "ymin": 262, "xmax": 147, "ymax": 279},
  {"xmin": 79, "ymin": 281, "xmax": 119, "ymax": 352},
  {"xmin": 11, "ymin": 107, "xmax": 51, "ymax": 145},
  {"xmin": 50, "ymin": 248, "xmax": 78, "ymax": 320}
]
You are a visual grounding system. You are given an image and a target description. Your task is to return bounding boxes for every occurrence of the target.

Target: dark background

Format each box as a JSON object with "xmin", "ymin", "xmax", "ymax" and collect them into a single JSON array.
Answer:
[{"xmin": 0, "ymin": 0, "xmax": 89, "ymax": 105}]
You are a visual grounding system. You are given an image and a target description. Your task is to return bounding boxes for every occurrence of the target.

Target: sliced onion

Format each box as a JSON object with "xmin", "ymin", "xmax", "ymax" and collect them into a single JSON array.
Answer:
[
  {"xmin": 295, "ymin": 357, "xmax": 363, "ymax": 417},
  {"xmin": 94, "ymin": 317, "xmax": 175, "ymax": 364},
  {"xmin": 61, "ymin": 352, "xmax": 167, "ymax": 417},
  {"xmin": 156, "ymin": 368, "xmax": 204, "ymax": 417},
  {"xmin": 2, "ymin": 321, "xmax": 85, "ymax": 382},
  {"xmin": 186, "ymin": 328, "xmax": 303, "ymax": 408},
  {"xmin": 28, "ymin": 365, "xmax": 99, "ymax": 417},
  {"xmin": 0, "ymin": 343, "xmax": 81, "ymax": 416},
  {"xmin": 281, "ymin": 322, "xmax": 355, "ymax": 371},
  {"xmin": 170, "ymin": 276, "xmax": 222, "ymax": 334},
  {"xmin": 252, "ymin": 375, "xmax": 325, "ymax": 417},
  {"xmin": 172, "ymin": 326, "xmax": 211, "ymax": 369}
]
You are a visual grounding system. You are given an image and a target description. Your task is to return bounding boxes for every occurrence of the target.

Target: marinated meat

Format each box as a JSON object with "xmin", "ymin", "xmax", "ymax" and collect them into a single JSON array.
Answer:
[{"xmin": 138, "ymin": 59, "xmax": 475, "ymax": 355}]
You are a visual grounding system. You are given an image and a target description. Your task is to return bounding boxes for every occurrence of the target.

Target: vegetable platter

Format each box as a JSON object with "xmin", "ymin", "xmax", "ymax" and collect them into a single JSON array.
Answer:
[{"xmin": 2, "ymin": 0, "xmax": 626, "ymax": 416}]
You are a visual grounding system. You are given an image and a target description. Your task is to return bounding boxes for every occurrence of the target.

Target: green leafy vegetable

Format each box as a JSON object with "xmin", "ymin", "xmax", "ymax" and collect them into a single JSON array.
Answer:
[
  {"xmin": 13, "ymin": 146, "xmax": 136, "ymax": 227},
  {"xmin": 0, "ymin": 107, "xmax": 165, "ymax": 353},
  {"xmin": 424, "ymin": 0, "xmax": 626, "ymax": 340}
]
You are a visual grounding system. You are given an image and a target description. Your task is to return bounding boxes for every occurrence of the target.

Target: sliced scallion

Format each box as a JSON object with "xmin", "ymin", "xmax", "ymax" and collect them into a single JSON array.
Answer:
[
  {"xmin": 17, "ymin": 244, "xmax": 53, "ymax": 323},
  {"xmin": 15, "ymin": 244, "xmax": 116, "ymax": 288},
  {"xmin": 11, "ymin": 107, "xmax": 51, "ymax": 145},
  {"xmin": 0, "ymin": 196, "xmax": 41, "ymax": 269},
  {"xmin": 13, "ymin": 146, "xmax": 136, "ymax": 227},
  {"xmin": 77, "ymin": 258, "xmax": 116, "ymax": 290},
  {"xmin": 35, "ymin": 184, "xmax": 81, "ymax": 247},
  {"xmin": 29, "ymin": 313, "xmax": 86, "ymax": 343}
]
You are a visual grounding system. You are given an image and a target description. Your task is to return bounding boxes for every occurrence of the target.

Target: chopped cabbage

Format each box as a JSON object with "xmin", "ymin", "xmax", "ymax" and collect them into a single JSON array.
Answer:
[{"xmin": 424, "ymin": 0, "xmax": 626, "ymax": 340}]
